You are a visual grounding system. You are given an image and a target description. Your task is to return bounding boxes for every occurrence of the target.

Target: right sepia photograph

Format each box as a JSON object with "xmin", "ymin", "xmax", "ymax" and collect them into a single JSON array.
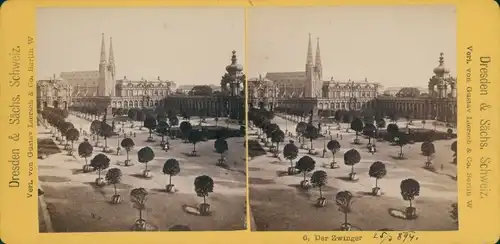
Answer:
[{"xmin": 246, "ymin": 6, "xmax": 458, "ymax": 231}]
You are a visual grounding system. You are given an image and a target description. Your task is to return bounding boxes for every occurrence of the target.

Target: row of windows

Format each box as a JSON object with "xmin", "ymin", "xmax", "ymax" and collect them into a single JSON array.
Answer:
[
  {"xmin": 110, "ymin": 100, "xmax": 161, "ymax": 108},
  {"xmin": 323, "ymin": 91, "xmax": 376, "ymax": 98},
  {"xmin": 318, "ymin": 102, "xmax": 372, "ymax": 110},
  {"xmin": 117, "ymin": 89, "xmax": 171, "ymax": 97}
]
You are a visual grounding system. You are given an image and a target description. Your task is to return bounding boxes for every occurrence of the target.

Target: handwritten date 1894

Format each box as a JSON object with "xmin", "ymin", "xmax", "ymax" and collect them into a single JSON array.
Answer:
[{"xmin": 373, "ymin": 231, "xmax": 419, "ymax": 244}]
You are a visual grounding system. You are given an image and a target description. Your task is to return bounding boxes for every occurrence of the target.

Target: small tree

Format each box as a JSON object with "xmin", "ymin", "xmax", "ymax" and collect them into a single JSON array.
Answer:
[
  {"xmin": 303, "ymin": 124, "xmax": 319, "ymax": 153},
  {"xmin": 386, "ymin": 123, "xmax": 399, "ymax": 142},
  {"xmin": 310, "ymin": 170, "xmax": 328, "ymax": 207},
  {"xmin": 344, "ymin": 149, "xmax": 361, "ymax": 181},
  {"xmin": 188, "ymin": 129, "xmax": 203, "ymax": 156},
  {"xmin": 90, "ymin": 120, "xmax": 102, "ymax": 145},
  {"xmin": 194, "ymin": 175, "xmax": 214, "ymax": 216},
  {"xmin": 99, "ymin": 123, "xmax": 113, "ymax": 152},
  {"xmin": 283, "ymin": 142, "xmax": 299, "ymax": 175},
  {"xmin": 350, "ymin": 118, "xmax": 364, "ymax": 144},
  {"xmin": 265, "ymin": 123, "xmax": 279, "ymax": 145},
  {"xmin": 59, "ymin": 122, "xmax": 74, "ymax": 144},
  {"xmin": 121, "ymin": 138, "xmax": 135, "ymax": 166},
  {"xmin": 421, "ymin": 141, "xmax": 436, "ymax": 169},
  {"xmin": 65, "ymin": 128, "xmax": 80, "ymax": 153},
  {"xmin": 327, "ymin": 140, "xmax": 341, "ymax": 169},
  {"xmin": 376, "ymin": 119, "xmax": 386, "ymax": 140},
  {"xmin": 336, "ymin": 191, "xmax": 354, "ymax": 231},
  {"xmin": 295, "ymin": 155, "xmax": 316, "ymax": 189},
  {"xmin": 394, "ymin": 132, "xmax": 409, "ymax": 159},
  {"xmin": 138, "ymin": 146, "xmax": 155, "ymax": 178},
  {"xmin": 271, "ymin": 129, "xmax": 285, "ymax": 156},
  {"xmin": 295, "ymin": 122, "xmax": 308, "ymax": 146},
  {"xmin": 400, "ymin": 178, "xmax": 420, "ymax": 219},
  {"xmin": 105, "ymin": 168, "xmax": 123, "ymax": 204},
  {"xmin": 363, "ymin": 123, "xmax": 377, "ymax": 146},
  {"xmin": 179, "ymin": 121, "xmax": 192, "ymax": 142},
  {"xmin": 368, "ymin": 161, "xmax": 387, "ymax": 196},
  {"xmin": 78, "ymin": 139, "xmax": 93, "ymax": 172},
  {"xmin": 156, "ymin": 121, "xmax": 170, "ymax": 145},
  {"xmin": 163, "ymin": 159, "xmax": 180, "ymax": 193},
  {"xmin": 144, "ymin": 116, "xmax": 157, "ymax": 141},
  {"xmin": 130, "ymin": 188, "xmax": 149, "ymax": 230},
  {"xmin": 214, "ymin": 138, "xmax": 229, "ymax": 166},
  {"xmin": 90, "ymin": 153, "xmax": 110, "ymax": 186}
]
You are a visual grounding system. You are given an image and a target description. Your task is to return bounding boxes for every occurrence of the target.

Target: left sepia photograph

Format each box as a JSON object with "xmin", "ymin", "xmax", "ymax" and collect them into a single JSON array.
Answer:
[{"xmin": 36, "ymin": 7, "xmax": 246, "ymax": 232}]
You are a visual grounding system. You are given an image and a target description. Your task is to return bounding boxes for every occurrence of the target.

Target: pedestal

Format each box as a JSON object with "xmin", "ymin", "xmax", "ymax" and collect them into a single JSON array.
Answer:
[{"xmin": 102, "ymin": 105, "xmax": 114, "ymax": 124}]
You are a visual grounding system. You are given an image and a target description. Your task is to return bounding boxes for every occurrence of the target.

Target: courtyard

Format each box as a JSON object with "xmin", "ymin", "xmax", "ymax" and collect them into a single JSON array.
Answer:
[
  {"xmin": 248, "ymin": 114, "xmax": 458, "ymax": 231},
  {"xmin": 37, "ymin": 111, "xmax": 246, "ymax": 232}
]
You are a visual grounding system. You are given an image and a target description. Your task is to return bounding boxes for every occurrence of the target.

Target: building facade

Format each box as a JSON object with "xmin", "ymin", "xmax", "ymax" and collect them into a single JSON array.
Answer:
[
  {"xmin": 39, "ymin": 34, "xmax": 176, "ymax": 112},
  {"xmin": 250, "ymin": 34, "xmax": 457, "ymax": 123},
  {"xmin": 249, "ymin": 33, "xmax": 380, "ymax": 120},
  {"xmin": 36, "ymin": 75, "xmax": 73, "ymax": 110}
]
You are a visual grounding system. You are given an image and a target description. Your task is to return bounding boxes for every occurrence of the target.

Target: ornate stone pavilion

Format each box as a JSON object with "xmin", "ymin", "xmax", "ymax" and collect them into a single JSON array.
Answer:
[
  {"xmin": 160, "ymin": 50, "xmax": 245, "ymax": 120},
  {"xmin": 376, "ymin": 53, "xmax": 457, "ymax": 123},
  {"xmin": 36, "ymin": 75, "xmax": 73, "ymax": 110}
]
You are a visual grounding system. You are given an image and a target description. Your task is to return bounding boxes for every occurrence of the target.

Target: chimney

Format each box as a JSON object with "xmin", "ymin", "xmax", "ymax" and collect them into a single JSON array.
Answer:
[
  {"xmin": 124, "ymin": 76, "xmax": 127, "ymax": 80},
  {"xmin": 158, "ymin": 76, "xmax": 160, "ymax": 80}
]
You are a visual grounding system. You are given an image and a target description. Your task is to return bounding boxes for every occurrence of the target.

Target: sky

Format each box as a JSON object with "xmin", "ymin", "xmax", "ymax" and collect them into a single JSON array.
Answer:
[
  {"xmin": 247, "ymin": 5, "xmax": 456, "ymax": 89},
  {"xmin": 37, "ymin": 7, "xmax": 245, "ymax": 86}
]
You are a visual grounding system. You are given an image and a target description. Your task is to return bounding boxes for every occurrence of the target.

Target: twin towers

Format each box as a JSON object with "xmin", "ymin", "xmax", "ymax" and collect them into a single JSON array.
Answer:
[
  {"xmin": 98, "ymin": 33, "xmax": 117, "ymax": 97},
  {"xmin": 305, "ymin": 33, "xmax": 324, "ymax": 98}
]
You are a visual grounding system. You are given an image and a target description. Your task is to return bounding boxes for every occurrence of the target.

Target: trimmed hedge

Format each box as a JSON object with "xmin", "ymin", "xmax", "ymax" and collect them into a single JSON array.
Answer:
[
  {"xmin": 166, "ymin": 125, "xmax": 243, "ymax": 140},
  {"xmin": 377, "ymin": 128, "xmax": 456, "ymax": 142}
]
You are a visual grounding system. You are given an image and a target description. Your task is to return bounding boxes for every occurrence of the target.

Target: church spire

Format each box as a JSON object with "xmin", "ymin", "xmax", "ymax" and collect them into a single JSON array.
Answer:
[
  {"xmin": 315, "ymin": 37, "xmax": 323, "ymax": 80},
  {"xmin": 306, "ymin": 33, "xmax": 313, "ymax": 65},
  {"xmin": 100, "ymin": 33, "xmax": 107, "ymax": 65},
  {"xmin": 315, "ymin": 37, "xmax": 322, "ymax": 67},
  {"xmin": 108, "ymin": 37, "xmax": 116, "ymax": 78},
  {"xmin": 108, "ymin": 37, "xmax": 115, "ymax": 65}
]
